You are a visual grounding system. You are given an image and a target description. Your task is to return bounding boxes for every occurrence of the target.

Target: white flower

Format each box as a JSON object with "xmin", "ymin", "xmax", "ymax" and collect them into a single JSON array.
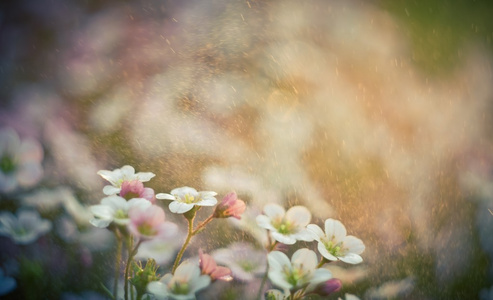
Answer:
[
  {"xmin": 156, "ymin": 186, "xmax": 217, "ymax": 214},
  {"xmin": 267, "ymin": 248, "xmax": 332, "ymax": 293},
  {"xmin": 256, "ymin": 203, "xmax": 313, "ymax": 245},
  {"xmin": 147, "ymin": 261, "xmax": 211, "ymax": 300},
  {"xmin": 21, "ymin": 186, "xmax": 69, "ymax": 212},
  {"xmin": 97, "ymin": 165, "xmax": 155, "ymax": 195},
  {"xmin": 89, "ymin": 196, "xmax": 151, "ymax": 228},
  {"xmin": 0, "ymin": 127, "xmax": 43, "ymax": 193},
  {"xmin": 307, "ymin": 219, "xmax": 365, "ymax": 264},
  {"xmin": 0, "ymin": 210, "xmax": 51, "ymax": 245},
  {"xmin": 212, "ymin": 242, "xmax": 267, "ymax": 281},
  {"xmin": 135, "ymin": 235, "xmax": 183, "ymax": 266}
]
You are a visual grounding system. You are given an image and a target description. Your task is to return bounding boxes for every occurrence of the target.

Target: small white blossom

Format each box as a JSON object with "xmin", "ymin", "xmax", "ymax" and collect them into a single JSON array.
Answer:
[
  {"xmin": 89, "ymin": 196, "xmax": 151, "ymax": 228},
  {"xmin": 268, "ymin": 248, "xmax": 332, "ymax": 293},
  {"xmin": 0, "ymin": 127, "xmax": 43, "ymax": 193},
  {"xmin": 0, "ymin": 210, "xmax": 51, "ymax": 245},
  {"xmin": 147, "ymin": 261, "xmax": 211, "ymax": 300},
  {"xmin": 307, "ymin": 219, "xmax": 365, "ymax": 264},
  {"xmin": 136, "ymin": 235, "xmax": 183, "ymax": 266},
  {"xmin": 97, "ymin": 165, "xmax": 155, "ymax": 195},
  {"xmin": 156, "ymin": 186, "xmax": 217, "ymax": 214},
  {"xmin": 212, "ymin": 242, "xmax": 267, "ymax": 281},
  {"xmin": 256, "ymin": 203, "xmax": 313, "ymax": 245}
]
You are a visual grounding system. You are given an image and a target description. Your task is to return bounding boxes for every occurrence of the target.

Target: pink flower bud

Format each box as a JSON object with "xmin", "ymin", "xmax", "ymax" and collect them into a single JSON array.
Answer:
[
  {"xmin": 199, "ymin": 249, "xmax": 232, "ymax": 281},
  {"xmin": 128, "ymin": 205, "xmax": 177, "ymax": 239},
  {"xmin": 120, "ymin": 180, "xmax": 155, "ymax": 203},
  {"xmin": 213, "ymin": 192, "xmax": 246, "ymax": 220},
  {"xmin": 314, "ymin": 278, "xmax": 342, "ymax": 296}
]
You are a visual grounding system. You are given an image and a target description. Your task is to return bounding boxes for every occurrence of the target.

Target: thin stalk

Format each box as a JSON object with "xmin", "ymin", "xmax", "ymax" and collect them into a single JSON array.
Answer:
[
  {"xmin": 256, "ymin": 241, "xmax": 278, "ymax": 300},
  {"xmin": 172, "ymin": 216, "xmax": 194, "ymax": 274},
  {"xmin": 192, "ymin": 214, "xmax": 214, "ymax": 235},
  {"xmin": 113, "ymin": 230, "xmax": 123, "ymax": 299},
  {"xmin": 124, "ymin": 238, "xmax": 141, "ymax": 300}
]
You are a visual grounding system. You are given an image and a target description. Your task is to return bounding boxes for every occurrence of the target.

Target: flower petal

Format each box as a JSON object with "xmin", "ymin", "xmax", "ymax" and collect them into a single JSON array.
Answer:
[
  {"xmin": 339, "ymin": 253, "xmax": 363, "ymax": 264},
  {"xmin": 291, "ymin": 248, "xmax": 317, "ymax": 271},
  {"xmin": 255, "ymin": 215, "xmax": 275, "ymax": 230},
  {"xmin": 270, "ymin": 231, "xmax": 296, "ymax": 245},
  {"xmin": 317, "ymin": 242, "xmax": 337, "ymax": 261},
  {"xmin": 147, "ymin": 281, "xmax": 168, "ymax": 299},
  {"xmin": 263, "ymin": 203, "xmax": 285, "ymax": 219},
  {"xmin": 325, "ymin": 219, "xmax": 346, "ymax": 242},
  {"xmin": 285, "ymin": 206, "xmax": 311, "ymax": 226},
  {"xmin": 196, "ymin": 198, "xmax": 217, "ymax": 206},
  {"xmin": 169, "ymin": 201, "xmax": 194, "ymax": 214},
  {"xmin": 103, "ymin": 185, "xmax": 121, "ymax": 195},
  {"xmin": 344, "ymin": 235, "xmax": 365, "ymax": 255},
  {"xmin": 155, "ymin": 193, "xmax": 176, "ymax": 201},
  {"xmin": 306, "ymin": 224, "xmax": 324, "ymax": 241},
  {"xmin": 135, "ymin": 172, "xmax": 155, "ymax": 182}
]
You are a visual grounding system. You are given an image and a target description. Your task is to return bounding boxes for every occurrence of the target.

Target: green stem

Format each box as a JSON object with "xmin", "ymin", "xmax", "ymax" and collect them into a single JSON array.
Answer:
[
  {"xmin": 256, "ymin": 241, "xmax": 278, "ymax": 300},
  {"xmin": 172, "ymin": 216, "xmax": 194, "ymax": 274},
  {"xmin": 124, "ymin": 238, "xmax": 142, "ymax": 300},
  {"xmin": 192, "ymin": 214, "xmax": 214, "ymax": 235},
  {"xmin": 316, "ymin": 257, "xmax": 327, "ymax": 269},
  {"xmin": 113, "ymin": 230, "xmax": 123, "ymax": 299}
]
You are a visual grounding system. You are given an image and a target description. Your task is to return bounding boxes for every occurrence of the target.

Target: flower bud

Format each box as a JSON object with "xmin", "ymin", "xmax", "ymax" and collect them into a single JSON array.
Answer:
[{"xmin": 213, "ymin": 192, "xmax": 246, "ymax": 220}]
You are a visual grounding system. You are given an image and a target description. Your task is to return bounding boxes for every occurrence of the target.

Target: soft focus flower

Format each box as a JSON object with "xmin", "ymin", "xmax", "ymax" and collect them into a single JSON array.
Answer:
[
  {"xmin": 0, "ymin": 127, "xmax": 43, "ymax": 193},
  {"xmin": 307, "ymin": 219, "xmax": 365, "ymax": 264},
  {"xmin": 313, "ymin": 278, "xmax": 342, "ymax": 297},
  {"xmin": 156, "ymin": 186, "xmax": 217, "ymax": 214},
  {"xmin": 340, "ymin": 294, "xmax": 361, "ymax": 300},
  {"xmin": 97, "ymin": 165, "xmax": 155, "ymax": 196},
  {"xmin": 136, "ymin": 234, "xmax": 183, "ymax": 266},
  {"xmin": 0, "ymin": 268, "xmax": 16, "ymax": 296},
  {"xmin": 364, "ymin": 277, "xmax": 414, "ymax": 300},
  {"xmin": 127, "ymin": 204, "xmax": 178, "ymax": 240},
  {"xmin": 0, "ymin": 209, "xmax": 51, "ymax": 245},
  {"xmin": 89, "ymin": 196, "xmax": 151, "ymax": 228},
  {"xmin": 256, "ymin": 203, "xmax": 313, "ymax": 245},
  {"xmin": 229, "ymin": 207, "xmax": 269, "ymax": 247},
  {"xmin": 21, "ymin": 186, "xmax": 70, "ymax": 212},
  {"xmin": 213, "ymin": 191, "xmax": 246, "ymax": 219},
  {"xmin": 265, "ymin": 289, "xmax": 289, "ymax": 300},
  {"xmin": 212, "ymin": 242, "xmax": 267, "ymax": 281},
  {"xmin": 267, "ymin": 248, "xmax": 332, "ymax": 293},
  {"xmin": 147, "ymin": 261, "xmax": 211, "ymax": 300},
  {"xmin": 120, "ymin": 179, "xmax": 155, "ymax": 202},
  {"xmin": 198, "ymin": 249, "xmax": 232, "ymax": 281}
]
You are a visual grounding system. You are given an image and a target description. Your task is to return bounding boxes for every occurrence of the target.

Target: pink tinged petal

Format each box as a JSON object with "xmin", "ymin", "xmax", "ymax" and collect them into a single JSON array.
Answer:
[
  {"xmin": 263, "ymin": 203, "xmax": 285, "ymax": 219},
  {"xmin": 120, "ymin": 180, "xmax": 144, "ymax": 196},
  {"xmin": 221, "ymin": 192, "xmax": 237, "ymax": 206},
  {"xmin": 291, "ymin": 248, "xmax": 318, "ymax": 271},
  {"xmin": 270, "ymin": 231, "xmax": 296, "ymax": 245},
  {"xmin": 169, "ymin": 201, "xmax": 194, "ymax": 214},
  {"xmin": 339, "ymin": 253, "xmax": 363, "ymax": 264},
  {"xmin": 255, "ymin": 215, "xmax": 275, "ymax": 230},
  {"xmin": 103, "ymin": 185, "xmax": 121, "ymax": 195},
  {"xmin": 155, "ymin": 193, "xmax": 176, "ymax": 201},
  {"xmin": 18, "ymin": 139, "xmax": 43, "ymax": 162},
  {"xmin": 306, "ymin": 224, "xmax": 324, "ymax": 241},
  {"xmin": 199, "ymin": 250, "xmax": 217, "ymax": 274},
  {"xmin": 141, "ymin": 187, "xmax": 155, "ymax": 202},
  {"xmin": 285, "ymin": 206, "xmax": 311, "ymax": 226},
  {"xmin": 211, "ymin": 266, "xmax": 232, "ymax": 281},
  {"xmin": 344, "ymin": 236, "xmax": 365, "ymax": 254},
  {"xmin": 317, "ymin": 242, "xmax": 338, "ymax": 261},
  {"xmin": 16, "ymin": 162, "xmax": 43, "ymax": 187}
]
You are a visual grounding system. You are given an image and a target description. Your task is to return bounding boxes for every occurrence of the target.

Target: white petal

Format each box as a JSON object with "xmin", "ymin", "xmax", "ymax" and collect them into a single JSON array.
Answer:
[
  {"xmin": 268, "ymin": 270, "xmax": 292, "ymax": 291},
  {"xmin": 195, "ymin": 198, "xmax": 217, "ymax": 206},
  {"xmin": 191, "ymin": 275, "xmax": 211, "ymax": 293},
  {"xmin": 89, "ymin": 218, "xmax": 112, "ymax": 228},
  {"xmin": 255, "ymin": 215, "xmax": 275, "ymax": 230},
  {"xmin": 120, "ymin": 165, "xmax": 136, "ymax": 179},
  {"xmin": 136, "ymin": 172, "xmax": 155, "ymax": 182},
  {"xmin": 325, "ymin": 219, "xmax": 346, "ymax": 241},
  {"xmin": 101, "ymin": 195, "xmax": 127, "ymax": 209},
  {"xmin": 171, "ymin": 186, "xmax": 197, "ymax": 196},
  {"xmin": 291, "ymin": 248, "xmax": 317, "ymax": 270},
  {"xmin": 270, "ymin": 231, "xmax": 296, "ymax": 245},
  {"xmin": 306, "ymin": 224, "xmax": 324, "ymax": 241},
  {"xmin": 263, "ymin": 203, "xmax": 285, "ymax": 219},
  {"xmin": 169, "ymin": 201, "xmax": 194, "ymax": 214},
  {"xmin": 90, "ymin": 205, "xmax": 114, "ymax": 219},
  {"xmin": 102, "ymin": 185, "xmax": 121, "ymax": 195},
  {"xmin": 293, "ymin": 228, "xmax": 315, "ymax": 242},
  {"xmin": 344, "ymin": 236, "xmax": 365, "ymax": 255},
  {"xmin": 285, "ymin": 206, "xmax": 311, "ymax": 226},
  {"xmin": 267, "ymin": 251, "xmax": 291, "ymax": 271},
  {"xmin": 175, "ymin": 261, "xmax": 200, "ymax": 281},
  {"xmin": 199, "ymin": 191, "xmax": 217, "ymax": 198},
  {"xmin": 155, "ymin": 193, "xmax": 176, "ymax": 201},
  {"xmin": 306, "ymin": 268, "xmax": 333, "ymax": 291},
  {"xmin": 339, "ymin": 253, "xmax": 363, "ymax": 264},
  {"xmin": 317, "ymin": 242, "xmax": 337, "ymax": 261},
  {"xmin": 97, "ymin": 170, "xmax": 121, "ymax": 186},
  {"xmin": 147, "ymin": 281, "xmax": 169, "ymax": 299}
]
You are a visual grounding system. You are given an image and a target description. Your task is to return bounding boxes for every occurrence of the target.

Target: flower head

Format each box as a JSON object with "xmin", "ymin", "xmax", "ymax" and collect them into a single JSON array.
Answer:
[
  {"xmin": 267, "ymin": 248, "xmax": 332, "ymax": 293},
  {"xmin": 120, "ymin": 180, "xmax": 155, "ymax": 203},
  {"xmin": 212, "ymin": 242, "xmax": 267, "ymax": 282},
  {"xmin": 0, "ymin": 210, "xmax": 51, "ymax": 245},
  {"xmin": 199, "ymin": 249, "xmax": 232, "ymax": 281},
  {"xmin": 127, "ymin": 204, "xmax": 178, "ymax": 240},
  {"xmin": 0, "ymin": 127, "xmax": 43, "ymax": 193},
  {"xmin": 89, "ymin": 196, "xmax": 151, "ymax": 228},
  {"xmin": 136, "ymin": 234, "xmax": 183, "ymax": 266},
  {"xmin": 256, "ymin": 203, "xmax": 313, "ymax": 245},
  {"xmin": 313, "ymin": 278, "xmax": 342, "ymax": 297},
  {"xmin": 156, "ymin": 186, "xmax": 217, "ymax": 214},
  {"xmin": 307, "ymin": 219, "xmax": 365, "ymax": 264},
  {"xmin": 213, "ymin": 192, "xmax": 246, "ymax": 219},
  {"xmin": 97, "ymin": 165, "xmax": 155, "ymax": 196},
  {"xmin": 147, "ymin": 261, "xmax": 211, "ymax": 300}
]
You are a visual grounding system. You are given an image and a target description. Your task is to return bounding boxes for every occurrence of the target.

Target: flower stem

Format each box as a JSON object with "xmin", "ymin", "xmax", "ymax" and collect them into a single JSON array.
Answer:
[
  {"xmin": 316, "ymin": 257, "xmax": 327, "ymax": 269},
  {"xmin": 124, "ymin": 237, "xmax": 142, "ymax": 300},
  {"xmin": 172, "ymin": 216, "xmax": 194, "ymax": 274},
  {"xmin": 113, "ymin": 230, "xmax": 123, "ymax": 299},
  {"xmin": 256, "ymin": 241, "xmax": 278, "ymax": 300},
  {"xmin": 192, "ymin": 214, "xmax": 214, "ymax": 235}
]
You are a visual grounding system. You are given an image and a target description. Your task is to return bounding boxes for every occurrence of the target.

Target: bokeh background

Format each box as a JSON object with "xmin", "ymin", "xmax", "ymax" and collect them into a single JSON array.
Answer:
[{"xmin": 1, "ymin": 0, "xmax": 493, "ymax": 299}]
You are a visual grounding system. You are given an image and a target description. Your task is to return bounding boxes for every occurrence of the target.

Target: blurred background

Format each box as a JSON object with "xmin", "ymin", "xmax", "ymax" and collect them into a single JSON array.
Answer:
[{"xmin": 1, "ymin": 0, "xmax": 493, "ymax": 299}]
